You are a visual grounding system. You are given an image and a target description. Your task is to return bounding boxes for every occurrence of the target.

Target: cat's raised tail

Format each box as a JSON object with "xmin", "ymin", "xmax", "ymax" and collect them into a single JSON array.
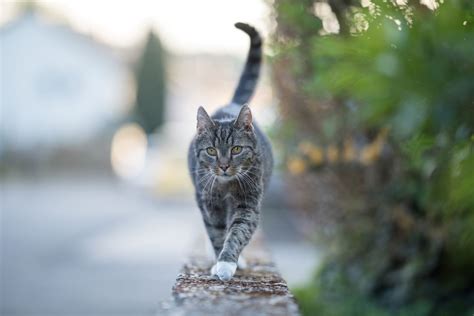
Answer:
[{"xmin": 231, "ymin": 22, "xmax": 262, "ymax": 106}]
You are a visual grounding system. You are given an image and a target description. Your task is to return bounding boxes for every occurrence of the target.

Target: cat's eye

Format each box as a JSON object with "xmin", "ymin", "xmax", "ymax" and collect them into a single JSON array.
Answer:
[
  {"xmin": 206, "ymin": 147, "xmax": 217, "ymax": 156},
  {"xmin": 231, "ymin": 146, "xmax": 242, "ymax": 155}
]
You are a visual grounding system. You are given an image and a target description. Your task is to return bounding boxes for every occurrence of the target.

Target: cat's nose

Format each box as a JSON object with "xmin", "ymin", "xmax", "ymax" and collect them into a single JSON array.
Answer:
[{"xmin": 220, "ymin": 164, "xmax": 229, "ymax": 172}]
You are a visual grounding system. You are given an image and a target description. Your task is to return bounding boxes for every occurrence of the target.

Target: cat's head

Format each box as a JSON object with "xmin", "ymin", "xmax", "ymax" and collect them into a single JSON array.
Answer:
[{"xmin": 194, "ymin": 105, "xmax": 257, "ymax": 181}]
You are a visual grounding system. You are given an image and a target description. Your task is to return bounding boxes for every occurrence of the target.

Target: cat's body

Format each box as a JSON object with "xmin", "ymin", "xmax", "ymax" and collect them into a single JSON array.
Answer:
[{"xmin": 187, "ymin": 23, "xmax": 273, "ymax": 281}]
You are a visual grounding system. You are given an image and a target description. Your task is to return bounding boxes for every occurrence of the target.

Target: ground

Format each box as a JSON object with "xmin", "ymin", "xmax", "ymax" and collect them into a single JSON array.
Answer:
[{"xmin": 1, "ymin": 175, "xmax": 318, "ymax": 316}]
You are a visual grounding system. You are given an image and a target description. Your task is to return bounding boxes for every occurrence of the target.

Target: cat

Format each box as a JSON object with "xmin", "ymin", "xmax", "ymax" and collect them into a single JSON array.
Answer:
[{"xmin": 187, "ymin": 22, "xmax": 273, "ymax": 281}]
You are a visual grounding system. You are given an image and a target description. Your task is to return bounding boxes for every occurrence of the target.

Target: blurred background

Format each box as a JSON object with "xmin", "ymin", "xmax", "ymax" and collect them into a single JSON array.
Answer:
[
  {"xmin": 0, "ymin": 1, "xmax": 316, "ymax": 315},
  {"xmin": 1, "ymin": 0, "xmax": 473, "ymax": 315}
]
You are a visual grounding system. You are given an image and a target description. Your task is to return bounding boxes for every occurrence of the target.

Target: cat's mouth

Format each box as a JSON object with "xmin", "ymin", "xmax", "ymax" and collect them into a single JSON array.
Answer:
[
  {"xmin": 215, "ymin": 170, "xmax": 237, "ymax": 181},
  {"xmin": 215, "ymin": 168, "xmax": 237, "ymax": 177},
  {"xmin": 215, "ymin": 174, "xmax": 233, "ymax": 183},
  {"xmin": 217, "ymin": 172, "xmax": 233, "ymax": 178}
]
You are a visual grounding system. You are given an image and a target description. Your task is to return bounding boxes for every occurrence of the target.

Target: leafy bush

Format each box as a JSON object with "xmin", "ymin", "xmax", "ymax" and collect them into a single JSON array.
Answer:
[{"xmin": 271, "ymin": 0, "xmax": 474, "ymax": 314}]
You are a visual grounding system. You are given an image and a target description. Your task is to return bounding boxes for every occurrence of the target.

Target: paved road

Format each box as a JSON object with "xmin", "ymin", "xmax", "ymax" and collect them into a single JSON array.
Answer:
[{"xmin": 1, "ymin": 176, "xmax": 318, "ymax": 316}]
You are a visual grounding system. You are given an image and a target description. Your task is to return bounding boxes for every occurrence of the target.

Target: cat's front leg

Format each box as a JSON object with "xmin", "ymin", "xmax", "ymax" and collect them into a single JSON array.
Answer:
[
  {"xmin": 203, "ymin": 218, "xmax": 226, "ymax": 259},
  {"xmin": 214, "ymin": 207, "xmax": 260, "ymax": 281},
  {"xmin": 203, "ymin": 219, "xmax": 228, "ymax": 276}
]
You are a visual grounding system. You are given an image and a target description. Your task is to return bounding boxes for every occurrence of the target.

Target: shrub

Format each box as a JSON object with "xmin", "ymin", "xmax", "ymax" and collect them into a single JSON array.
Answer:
[{"xmin": 271, "ymin": 0, "xmax": 474, "ymax": 314}]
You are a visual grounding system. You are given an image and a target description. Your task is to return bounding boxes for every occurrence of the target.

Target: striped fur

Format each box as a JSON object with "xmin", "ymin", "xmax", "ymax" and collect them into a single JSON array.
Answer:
[
  {"xmin": 187, "ymin": 23, "xmax": 271, "ymax": 281},
  {"xmin": 231, "ymin": 23, "xmax": 262, "ymax": 105}
]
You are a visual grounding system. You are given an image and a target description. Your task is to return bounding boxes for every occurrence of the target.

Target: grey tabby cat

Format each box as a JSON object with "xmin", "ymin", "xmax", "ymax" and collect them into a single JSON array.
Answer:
[{"xmin": 187, "ymin": 23, "xmax": 273, "ymax": 281}]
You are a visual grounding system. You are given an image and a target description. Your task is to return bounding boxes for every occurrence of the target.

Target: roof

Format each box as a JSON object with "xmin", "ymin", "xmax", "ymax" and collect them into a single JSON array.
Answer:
[{"xmin": 1, "ymin": 9, "xmax": 126, "ymax": 63}]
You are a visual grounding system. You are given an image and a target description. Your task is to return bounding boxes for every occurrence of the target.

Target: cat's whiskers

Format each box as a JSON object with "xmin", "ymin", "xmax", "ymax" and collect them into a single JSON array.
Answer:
[
  {"xmin": 244, "ymin": 168, "xmax": 261, "ymax": 174},
  {"xmin": 196, "ymin": 174, "xmax": 212, "ymax": 187},
  {"xmin": 190, "ymin": 169, "xmax": 208, "ymax": 175},
  {"xmin": 201, "ymin": 174, "xmax": 215, "ymax": 196},
  {"xmin": 243, "ymin": 166, "xmax": 263, "ymax": 177},
  {"xmin": 240, "ymin": 172, "xmax": 259, "ymax": 189},
  {"xmin": 235, "ymin": 174, "xmax": 248, "ymax": 206},
  {"xmin": 240, "ymin": 173, "xmax": 257, "ymax": 192},
  {"xmin": 190, "ymin": 167, "xmax": 210, "ymax": 176},
  {"xmin": 194, "ymin": 173, "xmax": 210, "ymax": 183},
  {"xmin": 237, "ymin": 173, "xmax": 259, "ymax": 204}
]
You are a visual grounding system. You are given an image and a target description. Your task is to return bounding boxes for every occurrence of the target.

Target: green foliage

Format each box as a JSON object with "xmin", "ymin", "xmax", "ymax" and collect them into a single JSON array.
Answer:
[
  {"xmin": 310, "ymin": 2, "xmax": 474, "ymax": 138},
  {"xmin": 294, "ymin": 263, "xmax": 474, "ymax": 316},
  {"xmin": 134, "ymin": 30, "xmax": 167, "ymax": 134},
  {"xmin": 272, "ymin": 0, "xmax": 474, "ymax": 314}
]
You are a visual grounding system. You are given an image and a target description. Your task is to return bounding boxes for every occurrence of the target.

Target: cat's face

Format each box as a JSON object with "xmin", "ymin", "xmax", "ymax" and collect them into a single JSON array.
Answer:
[{"xmin": 194, "ymin": 106, "xmax": 257, "ymax": 181}]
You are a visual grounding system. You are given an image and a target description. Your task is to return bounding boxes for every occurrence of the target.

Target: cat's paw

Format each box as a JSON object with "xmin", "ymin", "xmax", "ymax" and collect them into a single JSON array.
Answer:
[
  {"xmin": 214, "ymin": 261, "xmax": 237, "ymax": 281},
  {"xmin": 237, "ymin": 256, "xmax": 248, "ymax": 270},
  {"xmin": 210, "ymin": 263, "xmax": 218, "ymax": 276}
]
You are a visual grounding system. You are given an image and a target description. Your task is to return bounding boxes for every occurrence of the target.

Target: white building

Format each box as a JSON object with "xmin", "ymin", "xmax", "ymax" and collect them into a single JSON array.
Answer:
[{"xmin": 0, "ymin": 11, "xmax": 131, "ymax": 152}]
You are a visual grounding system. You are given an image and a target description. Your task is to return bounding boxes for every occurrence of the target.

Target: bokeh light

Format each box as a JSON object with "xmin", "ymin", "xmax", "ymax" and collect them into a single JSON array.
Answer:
[{"xmin": 111, "ymin": 123, "xmax": 147, "ymax": 180}]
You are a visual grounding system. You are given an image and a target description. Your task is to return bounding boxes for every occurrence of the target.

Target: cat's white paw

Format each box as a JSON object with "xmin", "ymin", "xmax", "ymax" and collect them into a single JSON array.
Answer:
[
  {"xmin": 210, "ymin": 263, "xmax": 218, "ymax": 276},
  {"xmin": 237, "ymin": 256, "xmax": 248, "ymax": 270},
  {"xmin": 215, "ymin": 261, "xmax": 237, "ymax": 281}
]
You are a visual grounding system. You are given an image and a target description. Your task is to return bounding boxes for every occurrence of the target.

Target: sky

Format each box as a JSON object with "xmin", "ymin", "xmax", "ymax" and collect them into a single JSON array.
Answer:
[{"xmin": 0, "ymin": 0, "xmax": 271, "ymax": 55}]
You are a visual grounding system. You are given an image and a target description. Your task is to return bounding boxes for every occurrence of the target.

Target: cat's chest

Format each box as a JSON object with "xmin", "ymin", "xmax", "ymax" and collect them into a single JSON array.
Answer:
[
  {"xmin": 222, "ymin": 191, "xmax": 237, "ymax": 203},
  {"xmin": 201, "ymin": 184, "xmax": 238, "ymax": 218},
  {"xmin": 206, "ymin": 181, "xmax": 241, "ymax": 204},
  {"xmin": 214, "ymin": 183, "xmax": 238, "ymax": 200}
]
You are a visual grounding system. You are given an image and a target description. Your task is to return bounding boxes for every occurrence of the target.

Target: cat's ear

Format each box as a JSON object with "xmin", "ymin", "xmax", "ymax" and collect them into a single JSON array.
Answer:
[
  {"xmin": 197, "ymin": 106, "xmax": 214, "ymax": 133},
  {"xmin": 234, "ymin": 105, "xmax": 253, "ymax": 130}
]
